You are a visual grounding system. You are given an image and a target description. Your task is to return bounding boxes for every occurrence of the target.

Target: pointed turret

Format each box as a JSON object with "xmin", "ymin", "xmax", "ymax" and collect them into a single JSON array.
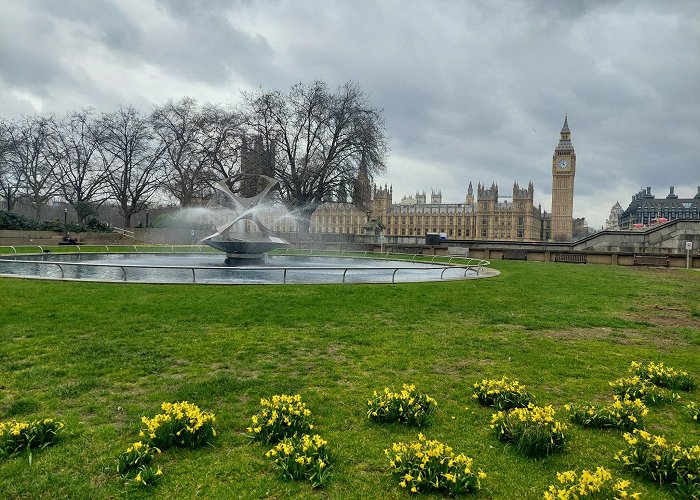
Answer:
[{"xmin": 555, "ymin": 113, "xmax": 574, "ymax": 153}]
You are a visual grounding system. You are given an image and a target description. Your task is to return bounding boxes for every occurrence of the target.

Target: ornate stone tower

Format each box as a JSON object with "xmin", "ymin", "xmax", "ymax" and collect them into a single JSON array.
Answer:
[
  {"xmin": 550, "ymin": 114, "xmax": 576, "ymax": 241},
  {"xmin": 371, "ymin": 184, "xmax": 392, "ymax": 222}
]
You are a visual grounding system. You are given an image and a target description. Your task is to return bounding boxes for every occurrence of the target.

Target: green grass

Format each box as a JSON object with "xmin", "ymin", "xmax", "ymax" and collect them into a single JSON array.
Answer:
[{"xmin": 0, "ymin": 261, "xmax": 698, "ymax": 498}]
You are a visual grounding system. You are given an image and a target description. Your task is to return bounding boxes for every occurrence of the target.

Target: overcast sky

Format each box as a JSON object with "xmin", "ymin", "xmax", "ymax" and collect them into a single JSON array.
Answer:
[{"xmin": 1, "ymin": 0, "xmax": 698, "ymax": 227}]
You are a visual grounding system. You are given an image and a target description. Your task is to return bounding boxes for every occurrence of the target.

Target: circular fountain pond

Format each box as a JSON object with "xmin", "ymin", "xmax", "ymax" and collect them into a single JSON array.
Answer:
[{"xmin": 0, "ymin": 251, "xmax": 494, "ymax": 284}]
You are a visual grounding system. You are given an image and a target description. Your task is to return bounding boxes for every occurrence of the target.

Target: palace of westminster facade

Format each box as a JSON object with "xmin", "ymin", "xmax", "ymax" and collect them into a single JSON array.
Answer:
[{"xmin": 265, "ymin": 116, "xmax": 578, "ymax": 242}]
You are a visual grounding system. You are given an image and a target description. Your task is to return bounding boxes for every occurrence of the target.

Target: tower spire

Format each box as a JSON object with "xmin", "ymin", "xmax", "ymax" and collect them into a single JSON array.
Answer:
[{"xmin": 556, "ymin": 113, "xmax": 573, "ymax": 153}]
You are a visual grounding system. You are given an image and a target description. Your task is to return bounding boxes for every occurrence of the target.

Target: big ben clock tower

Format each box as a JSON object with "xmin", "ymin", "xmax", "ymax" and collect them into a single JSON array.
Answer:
[{"xmin": 550, "ymin": 114, "xmax": 576, "ymax": 241}]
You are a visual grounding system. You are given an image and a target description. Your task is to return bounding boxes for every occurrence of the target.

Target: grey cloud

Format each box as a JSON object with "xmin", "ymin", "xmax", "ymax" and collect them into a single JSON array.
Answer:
[{"xmin": 0, "ymin": 0, "xmax": 697, "ymax": 227}]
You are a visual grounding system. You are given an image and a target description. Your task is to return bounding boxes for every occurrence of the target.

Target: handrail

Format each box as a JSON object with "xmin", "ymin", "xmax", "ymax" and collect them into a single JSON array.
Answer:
[
  {"xmin": 1, "ymin": 245, "xmax": 490, "ymax": 267},
  {"xmin": 112, "ymin": 227, "xmax": 136, "ymax": 240},
  {"xmin": 0, "ymin": 255, "xmax": 490, "ymax": 285}
]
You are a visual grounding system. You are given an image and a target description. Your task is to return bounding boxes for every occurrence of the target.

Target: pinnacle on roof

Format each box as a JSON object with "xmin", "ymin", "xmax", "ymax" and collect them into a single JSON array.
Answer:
[
  {"xmin": 556, "ymin": 113, "xmax": 574, "ymax": 152},
  {"xmin": 561, "ymin": 113, "xmax": 570, "ymax": 134}
]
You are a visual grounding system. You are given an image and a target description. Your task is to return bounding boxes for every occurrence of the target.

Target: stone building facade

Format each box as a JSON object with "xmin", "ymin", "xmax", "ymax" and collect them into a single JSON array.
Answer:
[
  {"xmin": 260, "ymin": 117, "xmax": 582, "ymax": 242},
  {"xmin": 605, "ymin": 201, "xmax": 623, "ymax": 230},
  {"xmin": 618, "ymin": 186, "xmax": 700, "ymax": 229},
  {"xmin": 550, "ymin": 114, "xmax": 576, "ymax": 241}
]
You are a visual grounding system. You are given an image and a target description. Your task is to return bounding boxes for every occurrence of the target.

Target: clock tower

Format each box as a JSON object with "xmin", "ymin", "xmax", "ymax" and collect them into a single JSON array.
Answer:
[{"xmin": 550, "ymin": 114, "xmax": 576, "ymax": 241}]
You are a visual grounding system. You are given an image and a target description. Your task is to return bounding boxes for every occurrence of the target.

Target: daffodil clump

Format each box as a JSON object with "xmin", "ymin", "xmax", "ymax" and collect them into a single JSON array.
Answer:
[
  {"xmin": 117, "ymin": 441, "xmax": 163, "ymax": 487},
  {"xmin": 544, "ymin": 467, "xmax": 640, "ymax": 500},
  {"xmin": 133, "ymin": 463, "xmax": 164, "ymax": 488},
  {"xmin": 490, "ymin": 404, "xmax": 567, "ymax": 458},
  {"xmin": 688, "ymin": 402, "xmax": 700, "ymax": 423},
  {"xmin": 472, "ymin": 376, "xmax": 534, "ymax": 410},
  {"xmin": 117, "ymin": 441, "xmax": 159, "ymax": 475},
  {"xmin": 629, "ymin": 361, "xmax": 695, "ymax": 391},
  {"xmin": 265, "ymin": 433, "xmax": 331, "ymax": 488},
  {"xmin": 139, "ymin": 401, "xmax": 216, "ymax": 450},
  {"xmin": 247, "ymin": 394, "xmax": 314, "ymax": 444},
  {"xmin": 0, "ymin": 418, "xmax": 64, "ymax": 457},
  {"xmin": 615, "ymin": 429, "xmax": 700, "ymax": 496},
  {"xmin": 367, "ymin": 384, "xmax": 437, "ymax": 427},
  {"xmin": 385, "ymin": 433, "xmax": 486, "ymax": 496},
  {"xmin": 609, "ymin": 375, "xmax": 680, "ymax": 405},
  {"xmin": 566, "ymin": 396, "xmax": 648, "ymax": 431}
]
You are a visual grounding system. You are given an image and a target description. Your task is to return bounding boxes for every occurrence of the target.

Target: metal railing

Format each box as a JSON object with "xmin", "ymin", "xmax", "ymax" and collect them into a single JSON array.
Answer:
[
  {"xmin": 278, "ymin": 247, "xmax": 489, "ymax": 269},
  {"xmin": 111, "ymin": 227, "xmax": 136, "ymax": 239},
  {"xmin": 0, "ymin": 252, "xmax": 490, "ymax": 285}
]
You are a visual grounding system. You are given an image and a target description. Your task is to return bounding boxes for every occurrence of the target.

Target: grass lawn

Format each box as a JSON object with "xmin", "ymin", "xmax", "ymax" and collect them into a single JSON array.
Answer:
[{"xmin": 0, "ymin": 260, "xmax": 698, "ymax": 498}]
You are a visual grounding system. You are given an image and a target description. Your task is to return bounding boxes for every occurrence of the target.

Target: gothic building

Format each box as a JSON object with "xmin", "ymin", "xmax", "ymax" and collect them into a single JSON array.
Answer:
[
  {"xmin": 618, "ymin": 186, "xmax": 700, "ymax": 229},
  {"xmin": 240, "ymin": 135, "xmax": 275, "ymax": 197},
  {"xmin": 605, "ymin": 202, "xmax": 623, "ymax": 230},
  {"xmin": 262, "ymin": 116, "xmax": 579, "ymax": 242},
  {"xmin": 550, "ymin": 114, "xmax": 576, "ymax": 241}
]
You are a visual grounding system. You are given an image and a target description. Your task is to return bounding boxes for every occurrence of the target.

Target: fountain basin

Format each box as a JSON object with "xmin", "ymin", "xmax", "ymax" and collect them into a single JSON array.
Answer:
[{"xmin": 0, "ymin": 252, "xmax": 494, "ymax": 284}]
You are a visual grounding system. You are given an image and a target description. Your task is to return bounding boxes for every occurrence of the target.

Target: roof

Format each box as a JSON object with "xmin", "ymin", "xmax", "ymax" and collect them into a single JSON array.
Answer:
[
  {"xmin": 561, "ymin": 113, "xmax": 570, "ymax": 134},
  {"xmin": 362, "ymin": 220, "xmax": 385, "ymax": 230}
]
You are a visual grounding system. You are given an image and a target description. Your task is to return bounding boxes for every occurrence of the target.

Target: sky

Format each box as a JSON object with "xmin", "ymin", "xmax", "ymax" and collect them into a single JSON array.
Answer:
[{"xmin": 1, "ymin": 0, "xmax": 698, "ymax": 228}]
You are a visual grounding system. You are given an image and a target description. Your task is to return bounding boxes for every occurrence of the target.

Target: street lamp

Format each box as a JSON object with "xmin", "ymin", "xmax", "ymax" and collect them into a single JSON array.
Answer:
[
  {"xmin": 146, "ymin": 210, "xmax": 150, "ymax": 228},
  {"xmin": 64, "ymin": 208, "xmax": 67, "ymax": 226}
]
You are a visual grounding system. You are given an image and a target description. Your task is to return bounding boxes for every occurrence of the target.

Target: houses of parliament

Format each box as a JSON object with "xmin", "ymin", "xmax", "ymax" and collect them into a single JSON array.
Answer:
[{"xmin": 265, "ymin": 115, "xmax": 577, "ymax": 242}]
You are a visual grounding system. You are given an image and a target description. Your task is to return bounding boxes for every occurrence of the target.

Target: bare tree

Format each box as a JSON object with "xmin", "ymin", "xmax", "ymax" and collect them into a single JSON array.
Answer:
[
  {"xmin": 0, "ymin": 120, "xmax": 22, "ymax": 211},
  {"xmin": 47, "ymin": 109, "xmax": 108, "ymax": 221},
  {"xmin": 151, "ymin": 98, "xmax": 211, "ymax": 206},
  {"xmin": 199, "ymin": 103, "xmax": 244, "ymax": 194},
  {"xmin": 96, "ymin": 106, "xmax": 165, "ymax": 228},
  {"xmin": 5, "ymin": 116, "xmax": 60, "ymax": 218},
  {"xmin": 245, "ymin": 81, "xmax": 388, "ymax": 234}
]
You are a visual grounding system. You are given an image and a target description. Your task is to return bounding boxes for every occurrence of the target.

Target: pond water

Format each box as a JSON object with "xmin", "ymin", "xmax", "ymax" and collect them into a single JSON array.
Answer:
[{"xmin": 0, "ymin": 253, "xmax": 489, "ymax": 284}]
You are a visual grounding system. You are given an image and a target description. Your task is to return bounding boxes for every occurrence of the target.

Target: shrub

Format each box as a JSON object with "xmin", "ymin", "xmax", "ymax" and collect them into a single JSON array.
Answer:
[
  {"xmin": 629, "ymin": 361, "xmax": 695, "ymax": 391},
  {"xmin": 472, "ymin": 376, "xmax": 534, "ymax": 410},
  {"xmin": 0, "ymin": 210, "xmax": 35, "ymax": 230},
  {"xmin": 367, "ymin": 384, "xmax": 437, "ymax": 427},
  {"xmin": 544, "ymin": 467, "xmax": 640, "ymax": 499},
  {"xmin": 490, "ymin": 404, "xmax": 567, "ymax": 458},
  {"xmin": 0, "ymin": 418, "xmax": 64, "ymax": 457},
  {"xmin": 385, "ymin": 433, "xmax": 485, "ymax": 495},
  {"xmin": 688, "ymin": 402, "xmax": 700, "ymax": 423},
  {"xmin": 0, "ymin": 209, "xmax": 112, "ymax": 232},
  {"xmin": 616, "ymin": 429, "xmax": 700, "ymax": 496},
  {"xmin": 566, "ymin": 396, "xmax": 648, "ymax": 431},
  {"xmin": 117, "ymin": 441, "xmax": 159, "ymax": 476},
  {"xmin": 609, "ymin": 376, "xmax": 680, "ymax": 405},
  {"xmin": 265, "ymin": 434, "xmax": 330, "ymax": 488},
  {"xmin": 139, "ymin": 401, "xmax": 216, "ymax": 450},
  {"xmin": 247, "ymin": 394, "xmax": 314, "ymax": 444}
]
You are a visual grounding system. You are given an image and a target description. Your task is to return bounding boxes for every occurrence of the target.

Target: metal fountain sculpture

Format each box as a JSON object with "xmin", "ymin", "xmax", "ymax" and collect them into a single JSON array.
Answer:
[{"xmin": 202, "ymin": 175, "xmax": 290, "ymax": 263}]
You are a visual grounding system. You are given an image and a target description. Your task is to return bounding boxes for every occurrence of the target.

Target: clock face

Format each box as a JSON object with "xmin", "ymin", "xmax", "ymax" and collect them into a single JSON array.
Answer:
[{"xmin": 557, "ymin": 158, "xmax": 568, "ymax": 169}]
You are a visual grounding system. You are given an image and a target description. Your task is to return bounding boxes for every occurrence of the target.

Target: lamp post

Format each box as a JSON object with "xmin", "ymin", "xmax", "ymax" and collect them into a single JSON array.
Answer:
[
  {"xmin": 146, "ymin": 210, "xmax": 150, "ymax": 228},
  {"xmin": 64, "ymin": 208, "xmax": 68, "ymax": 226}
]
